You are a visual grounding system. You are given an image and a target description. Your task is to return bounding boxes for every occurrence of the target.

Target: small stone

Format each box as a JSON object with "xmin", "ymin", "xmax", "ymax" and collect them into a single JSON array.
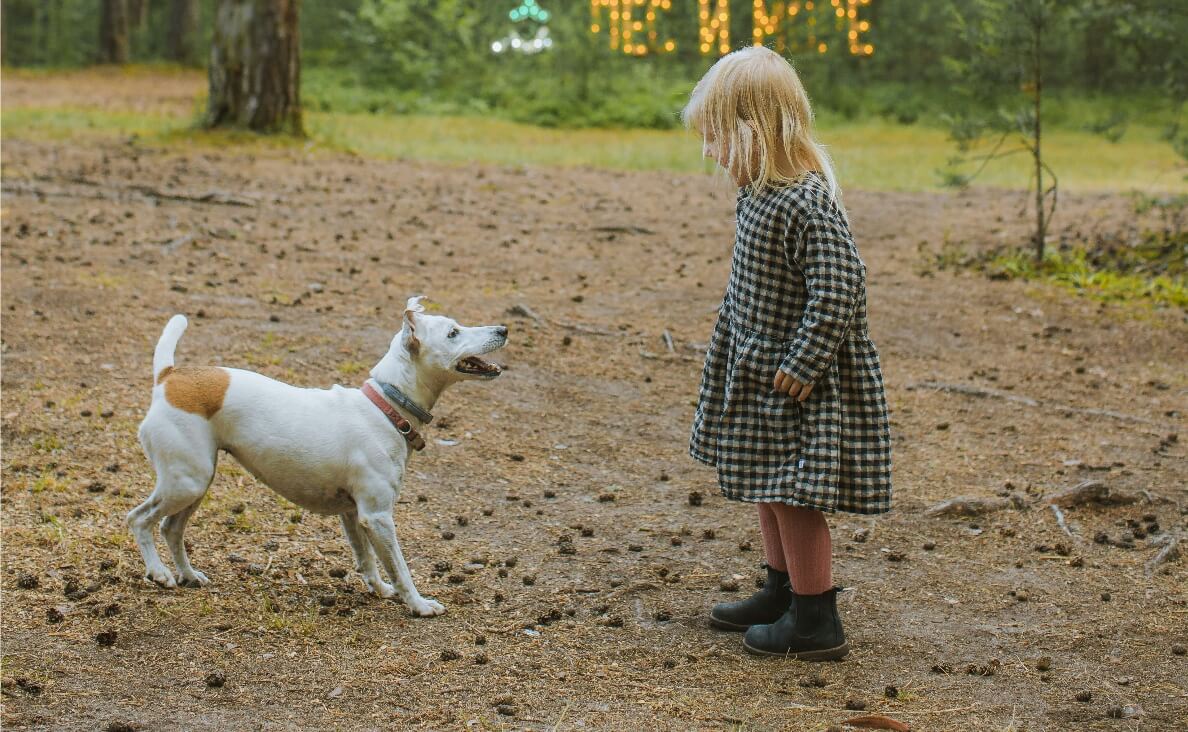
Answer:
[
  {"xmin": 935, "ymin": 422, "xmax": 950, "ymax": 431},
  {"xmin": 1107, "ymin": 704, "xmax": 1143, "ymax": 719},
  {"xmin": 205, "ymin": 671, "xmax": 226, "ymax": 688},
  {"xmin": 922, "ymin": 541, "xmax": 936, "ymax": 551},
  {"xmin": 1075, "ymin": 690, "xmax": 1092, "ymax": 703}
]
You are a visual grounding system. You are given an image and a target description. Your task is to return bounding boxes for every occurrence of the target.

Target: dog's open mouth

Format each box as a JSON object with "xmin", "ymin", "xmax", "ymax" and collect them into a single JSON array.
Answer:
[{"xmin": 456, "ymin": 356, "xmax": 502, "ymax": 378}]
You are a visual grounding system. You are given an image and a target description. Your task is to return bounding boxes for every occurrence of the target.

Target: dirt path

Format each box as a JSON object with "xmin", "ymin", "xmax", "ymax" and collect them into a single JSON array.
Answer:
[{"xmin": 1, "ymin": 135, "xmax": 1185, "ymax": 731}]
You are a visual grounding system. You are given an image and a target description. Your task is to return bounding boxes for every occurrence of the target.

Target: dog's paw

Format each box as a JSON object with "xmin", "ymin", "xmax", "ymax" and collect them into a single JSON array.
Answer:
[
  {"xmin": 178, "ymin": 570, "xmax": 210, "ymax": 588},
  {"xmin": 363, "ymin": 576, "xmax": 397, "ymax": 599},
  {"xmin": 409, "ymin": 597, "xmax": 446, "ymax": 617},
  {"xmin": 144, "ymin": 567, "xmax": 177, "ymax": 589}
]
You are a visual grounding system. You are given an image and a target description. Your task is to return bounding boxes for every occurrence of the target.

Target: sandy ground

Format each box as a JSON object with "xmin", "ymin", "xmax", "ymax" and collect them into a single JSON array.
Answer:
[{"xmin": 1, "ymin": 121, "xmax": 1186, "ymax": 731}]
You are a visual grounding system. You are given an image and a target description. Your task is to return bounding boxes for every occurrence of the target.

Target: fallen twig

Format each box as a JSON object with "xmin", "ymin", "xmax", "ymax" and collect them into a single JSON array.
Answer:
[
  {"xmin": 907, "ymin": 381, "xmax": 1170, "ymax": 427},
  {"xmin": 661, "ymin": 330, "xmax": 675, "ymax": 353},
  {"xmin": 1043, "ymin": 480, "xmax": 1141, "ymax": 508},
  {"xmin": 505, "ymin": 303, "xmax": 543, "ymax": 324},
  {"xmin": 844, "ymin": 715, "xmax": 911, "ymax": 731},
  {"xmin": 924, "ymin": 494, "xmax": 1026, "ymax": 518},
  {"xmin": 2, "ymin": 179, "xmax": 259, "ymax": 207},
  {"xmin": 1049, "ymin": 504, "xmax": 1074, "ymax": 537},
  {"xmin": 605, "ymin": 581, "xmax": 660, "ymax": 602},
  {"xmin": 1145, "ymin": 535, "xmax": 1181, "ymax": 578},
  {"xmin": 591, "ymin": 224, "xmax": 656, "ymax": 235}
]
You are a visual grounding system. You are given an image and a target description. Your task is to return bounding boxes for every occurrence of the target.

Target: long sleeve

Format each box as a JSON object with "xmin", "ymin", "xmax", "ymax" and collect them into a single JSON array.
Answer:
[{"xmin": 778, "ymin": 204, "xmax": 864, "ymax": 385}]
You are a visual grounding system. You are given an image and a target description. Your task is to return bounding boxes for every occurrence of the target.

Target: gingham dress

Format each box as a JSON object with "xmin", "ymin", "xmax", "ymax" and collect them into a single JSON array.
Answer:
[{"xmin": 689, "ymin": 172, "xmax": 892, "ymax": 514}]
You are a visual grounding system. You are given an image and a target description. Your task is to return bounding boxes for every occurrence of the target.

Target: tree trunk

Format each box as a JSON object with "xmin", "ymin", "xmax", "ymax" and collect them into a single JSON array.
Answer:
[
  {"xmin": 98, "ymin": 0, "xmax": 130, "ymax": 64},
  {"xmin": 167, "ymin": 0, "xmax": 201, "ymax": 65},
  {"xmin": 1032, "ymin": 9, "xmax": 1045, "ymax": 261},
  {"xmin": 206, "ymin": 0, "xmax": 303, "ymax": 135}
]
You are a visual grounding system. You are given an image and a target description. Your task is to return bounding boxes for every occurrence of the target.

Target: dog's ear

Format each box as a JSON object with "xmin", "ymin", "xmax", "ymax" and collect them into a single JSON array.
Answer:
[{"xmin": 401, "ymin": 296, "xmax": 426, "ymax": 355}]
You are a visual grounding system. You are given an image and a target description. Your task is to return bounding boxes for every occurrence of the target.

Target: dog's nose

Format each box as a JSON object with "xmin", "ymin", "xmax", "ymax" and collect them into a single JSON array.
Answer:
[{"xmin": 496, "ymin": 325, "xmax": 509, "ymax": 338}]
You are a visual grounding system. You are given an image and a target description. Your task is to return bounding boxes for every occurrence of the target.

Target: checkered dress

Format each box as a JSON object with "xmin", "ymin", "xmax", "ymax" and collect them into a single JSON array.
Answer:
[{"xmin": 689, "ymin": 173, "xmax": 892, "ymax": 514}]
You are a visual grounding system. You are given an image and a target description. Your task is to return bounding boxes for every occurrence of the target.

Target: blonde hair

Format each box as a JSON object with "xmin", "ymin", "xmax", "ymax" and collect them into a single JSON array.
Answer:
[{"xmin": 682, "ymin": 46, "xmax": 842, "ymax": 206}]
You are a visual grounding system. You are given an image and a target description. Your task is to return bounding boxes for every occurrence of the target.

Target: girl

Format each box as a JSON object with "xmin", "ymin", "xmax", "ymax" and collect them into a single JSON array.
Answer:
[{"xmin": 683, "ymin": 47, "xmax": 892, "ymax": 661}]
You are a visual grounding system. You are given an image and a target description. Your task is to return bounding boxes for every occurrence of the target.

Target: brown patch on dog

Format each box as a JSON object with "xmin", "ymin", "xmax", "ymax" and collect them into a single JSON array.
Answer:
[{"xmin": 160, "ymin": 367, "xmax": 230, "ymax": 418}]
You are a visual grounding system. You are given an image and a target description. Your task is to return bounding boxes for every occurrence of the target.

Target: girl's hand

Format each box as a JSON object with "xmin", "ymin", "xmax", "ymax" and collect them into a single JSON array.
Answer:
[{"xmin": 773, "ymin": 369, "xmax": 813, "ymax": 401}]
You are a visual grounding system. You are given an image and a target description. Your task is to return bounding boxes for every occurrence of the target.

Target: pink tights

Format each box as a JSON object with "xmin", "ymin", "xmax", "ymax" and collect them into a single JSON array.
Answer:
[{"xmin": 757, "ymin": 503, "xmax": 833, "ymax": 595}]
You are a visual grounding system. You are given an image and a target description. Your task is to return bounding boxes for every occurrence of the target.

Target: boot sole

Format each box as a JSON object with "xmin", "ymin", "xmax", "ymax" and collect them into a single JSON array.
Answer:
[
  {"xmin": 708, "ymin": 615, "xmax": 751, "ymax": 632},
  {"xmin": 741, "ymin": 639, "xmax": 850, "ymax": 661}
]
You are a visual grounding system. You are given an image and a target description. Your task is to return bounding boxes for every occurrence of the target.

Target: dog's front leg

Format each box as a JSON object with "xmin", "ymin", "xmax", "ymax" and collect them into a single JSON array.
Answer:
[
  {"xmin": 356, "ymin": 505, "xmax": 445, "ymax": 617},
  {"xmin": 340, "ymin": 512, "xmax": 395, "ymax": 598}
]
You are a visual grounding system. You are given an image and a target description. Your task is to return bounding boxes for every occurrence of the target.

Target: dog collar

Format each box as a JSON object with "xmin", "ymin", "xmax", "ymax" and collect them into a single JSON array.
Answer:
[
  {"xmin": 375, "ymin": 380, "xmax": 434, "ymax": 424},
  {"xmin": 361, "ymin": 382, "xmax": 426, "ymax": 451}
]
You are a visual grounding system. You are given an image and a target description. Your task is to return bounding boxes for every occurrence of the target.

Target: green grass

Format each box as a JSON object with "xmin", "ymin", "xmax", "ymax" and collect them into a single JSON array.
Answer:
[
  {"xmin": 986, "ymin": 247, "xmax": 1187, "ymax": 308},
  {"xmin": 3, "ymin": 69, "xmax": 1185, "ymax": 193}
]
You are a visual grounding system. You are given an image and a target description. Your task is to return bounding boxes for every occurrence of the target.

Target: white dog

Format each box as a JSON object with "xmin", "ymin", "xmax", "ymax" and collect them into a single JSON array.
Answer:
[{"xmin": 128, "ymin": 297, "xmax": 507, "ymax": 617}]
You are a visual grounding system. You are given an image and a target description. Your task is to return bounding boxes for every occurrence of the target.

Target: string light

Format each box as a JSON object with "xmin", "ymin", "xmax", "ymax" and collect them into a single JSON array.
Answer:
[
  {"xmin": 493, "ymin": 1, "xmax": 553, "ymax": 55},
  {"xmin": 590, "ymin": 0, "xmax": 874, "ymax": 57},
  {"xmin": 590, "ymin": 0, "xmax": 674, "ymax": 56}
]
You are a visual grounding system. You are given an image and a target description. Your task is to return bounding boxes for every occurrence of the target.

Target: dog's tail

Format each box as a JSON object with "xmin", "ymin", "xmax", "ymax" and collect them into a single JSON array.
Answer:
[{"xmin": 153, "ymin": 314, "xmax": 188, "ymax": 384}]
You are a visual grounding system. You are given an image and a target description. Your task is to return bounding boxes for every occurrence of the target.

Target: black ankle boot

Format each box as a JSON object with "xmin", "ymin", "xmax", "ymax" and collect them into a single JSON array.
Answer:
[
  {"xmin": 742, "ymin": 586, "xmax": 849, "ymax": 660},
  {"xmin": 708, "ymin": 565, "xmax": 792, "ymax": 632}
]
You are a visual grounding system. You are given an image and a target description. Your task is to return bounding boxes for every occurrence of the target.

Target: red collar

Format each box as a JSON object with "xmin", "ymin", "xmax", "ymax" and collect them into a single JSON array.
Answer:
[{"xmin": 361, "ymin": 382, "xmax": 426, "ymax": 451}]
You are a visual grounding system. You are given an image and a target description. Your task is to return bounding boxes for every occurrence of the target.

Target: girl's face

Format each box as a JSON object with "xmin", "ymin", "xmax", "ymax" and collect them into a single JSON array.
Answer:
[{"xmin": 703, "ymin": 129, "xmax": 754, "ymax": 187}]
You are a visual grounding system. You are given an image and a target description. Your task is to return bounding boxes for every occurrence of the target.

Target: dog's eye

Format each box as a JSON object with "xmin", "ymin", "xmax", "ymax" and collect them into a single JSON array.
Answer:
[{"xmin": 447, "ymin": 328, "xmax": 459, "ymax": 339}]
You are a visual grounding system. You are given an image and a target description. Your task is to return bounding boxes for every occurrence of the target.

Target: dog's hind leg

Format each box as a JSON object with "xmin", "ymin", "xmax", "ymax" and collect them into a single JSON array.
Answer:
[
  {"xmin": 130, "ymin": 415, "xmax": 216, "ymax": 588},
  {"xmin": 340, "ymin": 511, "xmax": 395, "ymax": 598},
  {"xmin": 162, "ymin": 491, "xmax": 212, "ymax": 587},
  {"xmin": 356, "ymin": 501, "xmax": 445, "ymax": 617}
]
